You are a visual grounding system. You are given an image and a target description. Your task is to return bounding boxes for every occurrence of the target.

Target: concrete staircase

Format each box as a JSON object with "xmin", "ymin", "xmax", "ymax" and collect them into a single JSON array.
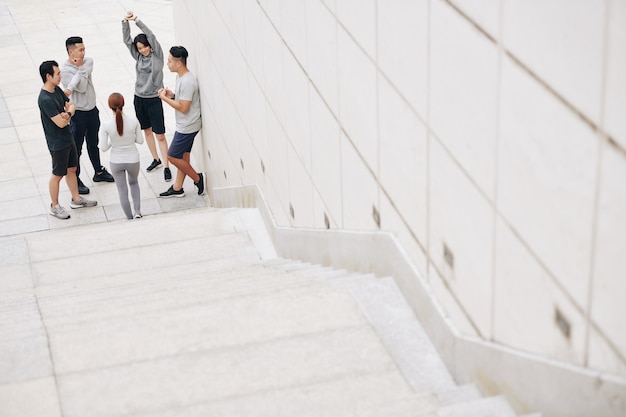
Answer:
[{"xmin": 0, "ymin": 206, "xmax": 539, "ymax": 417}]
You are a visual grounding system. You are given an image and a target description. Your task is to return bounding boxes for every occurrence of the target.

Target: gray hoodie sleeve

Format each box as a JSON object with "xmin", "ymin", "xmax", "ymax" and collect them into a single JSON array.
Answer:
[{"xmin": 122, "ymin": 20, "xmax": 141, "ymax": 61}]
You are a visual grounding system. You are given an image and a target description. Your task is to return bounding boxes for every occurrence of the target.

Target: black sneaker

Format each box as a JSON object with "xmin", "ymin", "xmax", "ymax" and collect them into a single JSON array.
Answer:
[
  {"xmin": 93, "ymin": 167, "xmax": 115, "ymax": 182},
  {"xmin": 147, "ymin": 159, "xmax": 162, "ymax": 172},
  {"xmin": 164, "ymin": 167, "xmax": 172, "ymax": 182},
  {"xmin": 77, "ymin": 178, "xmax": 90, "ymax": 195},
  {"xmin": 194, "ymin": 173, "xmax": 204, "ymax": 195},
  {"xmin": 159, "ymin": 185, "xmax": 185, "ymax": 198}
]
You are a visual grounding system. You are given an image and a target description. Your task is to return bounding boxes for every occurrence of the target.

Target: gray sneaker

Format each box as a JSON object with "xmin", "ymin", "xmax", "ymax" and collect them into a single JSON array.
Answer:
[
  {"xmin": 49, "ymin": 204, "xmax": 70, "ymax": 219},
  {"xmin": 70, "ymin": 196, "xmax": 98, "ymax": 209}
]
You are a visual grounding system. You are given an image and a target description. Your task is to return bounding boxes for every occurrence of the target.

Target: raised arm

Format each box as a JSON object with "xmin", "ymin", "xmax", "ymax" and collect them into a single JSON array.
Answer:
[
  {"xmin": 122, "ymin": 16, "xmax": 141, "ymax": 61},
  {"xmin": 135, "ymin": 19, "xmax": 163, "ymax": 59}
]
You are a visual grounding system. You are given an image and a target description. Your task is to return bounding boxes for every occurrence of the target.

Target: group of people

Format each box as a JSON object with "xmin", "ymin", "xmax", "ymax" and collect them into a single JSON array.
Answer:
[{"xmin": 38, "ymin": 11, "xmax": 205, "ymax": 220}]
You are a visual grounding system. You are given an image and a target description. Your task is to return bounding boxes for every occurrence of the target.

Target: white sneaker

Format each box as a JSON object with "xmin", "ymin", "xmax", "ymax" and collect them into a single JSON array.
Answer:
[
  {"xmin": 70, "ymin": 196, "xmax": 98, "ymax": 209},
  {"xmin": 49, "ymin": 204, "xmax": 70, "ymax": 219},
  {"xmin": 134, "ymin": 212, "xmax": 143, "ymax": 219}
]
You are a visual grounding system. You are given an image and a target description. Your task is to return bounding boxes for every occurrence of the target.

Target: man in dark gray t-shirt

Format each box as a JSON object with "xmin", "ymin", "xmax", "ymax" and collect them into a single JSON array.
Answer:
[{"xmin": 38, "ymin": 60, "xmax": 97, "ymax": 219}]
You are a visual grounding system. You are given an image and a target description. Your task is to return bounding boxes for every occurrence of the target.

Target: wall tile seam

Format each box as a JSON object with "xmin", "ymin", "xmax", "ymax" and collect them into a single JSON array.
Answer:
[
  {"xmin": 489, "ymin": 0, "xmax": 505, "ymax": 342},
  {"xmin": 583, "ymin": 0, "xmax": 612, "ymax": 369},
  {"xmin": 444, "ymin": 0, "xmax": 626, "ymax": 159},
  {"xmin": 425, "ymin": 0, "xmax": 432, "ymax": 286}
]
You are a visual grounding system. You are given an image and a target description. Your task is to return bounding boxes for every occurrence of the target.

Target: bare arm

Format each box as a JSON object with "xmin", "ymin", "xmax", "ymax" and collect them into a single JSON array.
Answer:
[
  {"xmin": 51, "ymin": 112, "xmax": 71, "ymax": 128},
  {"xmin": 158, "ymin": 87, "xmax": 191, "ymax": 113}
]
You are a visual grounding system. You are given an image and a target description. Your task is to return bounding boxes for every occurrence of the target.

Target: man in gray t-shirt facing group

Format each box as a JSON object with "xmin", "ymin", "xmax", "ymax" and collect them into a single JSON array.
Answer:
[{"xmin": 157, "ymin": 46, "xmax": 204, "ymax": 198}]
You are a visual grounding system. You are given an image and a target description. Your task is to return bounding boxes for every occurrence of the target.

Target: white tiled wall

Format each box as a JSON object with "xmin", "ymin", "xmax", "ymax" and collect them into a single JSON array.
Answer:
[{"xmin": 175, "ymin": 0, "xmax": 626, "ymax": 377}]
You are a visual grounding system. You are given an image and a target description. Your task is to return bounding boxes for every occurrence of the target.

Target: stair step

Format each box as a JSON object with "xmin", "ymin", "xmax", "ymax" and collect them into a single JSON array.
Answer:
[
  {"xmin": 437, "ymin": 396, "xmax": 517, "ymax": 417},
  {"xmin": 436, "ymin": 384, "xmax": 482, "ymax": 406},
  {"xmin": 36, "ymin": 265, "xmax": 356, "ymax": 326},
  {"xmin": 55, "ymin": 327, "xmax": 410, "ymax": 417}
]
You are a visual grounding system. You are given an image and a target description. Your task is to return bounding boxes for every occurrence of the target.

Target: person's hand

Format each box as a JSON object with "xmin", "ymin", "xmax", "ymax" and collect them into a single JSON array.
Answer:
[
  {"xmin": 124, "ymin": 11, "xmax": 136, "ymax": 22},
  {"xmin": 159, "ymin": 88, "xmax": 174, "ymax": 100},
  {"xmin": 61, "ymin": 112, "xmax": 70, "ymax": 121},
  {"xmin": 64, "ymin": 89, "xmax": 71, "ymax": 97}
]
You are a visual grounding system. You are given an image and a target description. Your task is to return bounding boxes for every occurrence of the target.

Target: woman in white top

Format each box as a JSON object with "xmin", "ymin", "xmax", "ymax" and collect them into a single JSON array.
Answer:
[{"xmin": 98, "ymin": 93, "xmax": 144, "ymax": 219}]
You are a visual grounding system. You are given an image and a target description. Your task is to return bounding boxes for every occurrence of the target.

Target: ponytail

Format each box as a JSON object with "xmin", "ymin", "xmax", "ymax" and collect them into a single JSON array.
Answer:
[
  {"xmin": 107, "ymin": 92, "xmax": 125, "ymax": 136},
  {"xmin": 114, "ymin": 108, "xmax": 123, "ymax": 136}
]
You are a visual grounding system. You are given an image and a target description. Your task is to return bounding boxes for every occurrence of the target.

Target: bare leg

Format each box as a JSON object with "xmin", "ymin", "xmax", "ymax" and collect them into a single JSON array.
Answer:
[
  {"xmin": 168, "ymin": 152, "xmax": 200, "ymax": 190},
  {"xmin": 65, "ymin": 167, "xmax": 80, "ymax": 202},
  {"xmin": 155, "ymin": 132, "xmax": 169, "ymax": 168},
  {"xmin": 143, "ymin": 127, "xmax": 159, "ymax": 161},
  {"xmin": 49, "ymin": 174, "xmax": 63, "ymax": 206}
]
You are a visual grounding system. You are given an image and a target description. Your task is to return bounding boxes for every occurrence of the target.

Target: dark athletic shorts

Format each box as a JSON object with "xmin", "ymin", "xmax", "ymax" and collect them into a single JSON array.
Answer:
[
  {"xmin": 50, "ymin": 143, "xmax": 78, "ymax": 176},
  {"xmin": 134, "ymin": 95, "xmax": 165, "ymax": 134},
  {"xmin": 168, "ymin": 131, "xmax": 198, "ymax": 159}
]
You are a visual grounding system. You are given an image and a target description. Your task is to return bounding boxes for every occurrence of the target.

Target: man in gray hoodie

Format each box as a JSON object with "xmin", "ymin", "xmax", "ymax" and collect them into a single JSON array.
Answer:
[{"xmin": 61, "ymin": 36, "xmax": 114, "ymax": 195}]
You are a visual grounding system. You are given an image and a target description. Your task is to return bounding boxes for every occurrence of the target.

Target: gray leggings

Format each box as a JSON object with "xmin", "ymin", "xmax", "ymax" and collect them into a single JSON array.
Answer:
[{"xmin": 110, "ymin": 161, "xmax": 141, "ymax": 219}]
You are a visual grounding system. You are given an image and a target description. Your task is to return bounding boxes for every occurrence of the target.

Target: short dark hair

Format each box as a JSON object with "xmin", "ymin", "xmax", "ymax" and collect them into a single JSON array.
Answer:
[
  {"xmin": 170, "ymin": 46, "xmax": 188, "ymax": 65},
  {"xmin": 39, "ymin": 60, "xmax": 58, "ymax": 83},
  {"xmin": 65, "ymin": 36, "xmax": 83, "ymax": 50},
  {"xmin": 133, "ymin": 33, "xmax": 150, "ymax": 50}
]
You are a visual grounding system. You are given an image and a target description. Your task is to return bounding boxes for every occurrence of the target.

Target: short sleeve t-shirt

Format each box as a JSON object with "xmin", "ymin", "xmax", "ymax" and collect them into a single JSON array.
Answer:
[
  {"xmin": 38, "ymin": 87, "xmax": 74, "ymax": 151},
  {"xmin": 174, "ymin": 71, "xmax": 202, "ymax": 134}
]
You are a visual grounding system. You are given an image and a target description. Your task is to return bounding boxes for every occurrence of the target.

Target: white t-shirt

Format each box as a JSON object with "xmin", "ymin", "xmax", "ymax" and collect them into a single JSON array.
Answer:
[{"xmin": 98, "ymin": 113, "xmax": 144, "ymax": 163}]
